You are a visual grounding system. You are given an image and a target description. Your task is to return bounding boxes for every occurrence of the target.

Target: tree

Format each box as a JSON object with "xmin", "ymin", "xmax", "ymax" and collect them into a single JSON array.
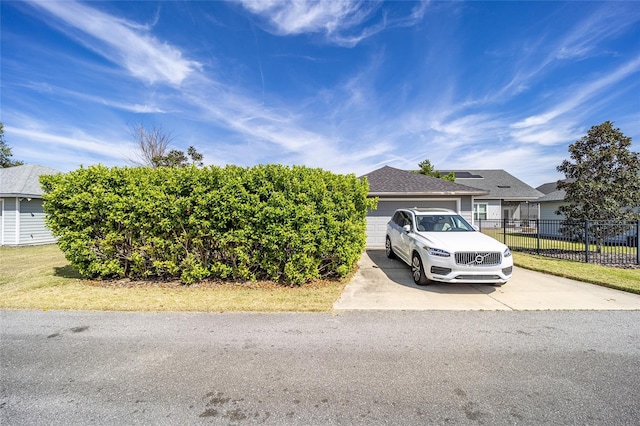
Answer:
[
  {"xmin": 129, "ymin": 123, "xmax": 203, "ymax": 168},
  {"xmin": 556, "ymin": 121, "xmax": 640, "ymax": 250},
  {"xmin": 0, "ymin": 122, "xmax": 24, "ymax": 168},
  {"xmin": 152, "ymin": 146, "xmax": 203, "ymax": 168},
  {"xmin": 417, "ymin": 159, "xmax": 455, "ymax": 182}
]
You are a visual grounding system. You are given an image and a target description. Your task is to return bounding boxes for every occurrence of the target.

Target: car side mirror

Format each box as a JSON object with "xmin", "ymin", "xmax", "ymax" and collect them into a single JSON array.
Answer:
[{"xmin": 403, "ymin": 224, "xmax": 411, "ymax": 233}]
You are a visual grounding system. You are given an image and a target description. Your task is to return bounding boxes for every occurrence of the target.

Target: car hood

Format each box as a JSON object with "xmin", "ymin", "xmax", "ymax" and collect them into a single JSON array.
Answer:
[{"xmin": 415, "ymin": 231, "xmax": 508, "ymax": 252}]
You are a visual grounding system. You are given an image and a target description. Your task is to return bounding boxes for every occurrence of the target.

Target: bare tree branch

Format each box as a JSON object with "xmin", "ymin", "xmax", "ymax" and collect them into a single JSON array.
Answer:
[{"xmin": 127, "ymin": 123, "xmax": 173, "ymax": 167}]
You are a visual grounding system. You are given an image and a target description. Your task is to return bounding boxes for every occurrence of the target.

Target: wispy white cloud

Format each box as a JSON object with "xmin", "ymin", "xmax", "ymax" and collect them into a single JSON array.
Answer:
[
  {"xmin": 495, "ymin": 3, "xmax": 640, "ymax": 100},
  {"xmin": 238, "ymin": 0, "xmax": 379, "ymax": 35},
  {"xmin": 8, "ymin": 125, "xmax": 135, "ymax": 160},
  {"xmin": 512, "ymin": 54, "xmax": 640, "ymax": 141},
  {"xmin": 554, "ymin": 3, "xmax": 640, "ymax": 60},
  {"xmin": 28, "ymin": 0, "xmax": 201, "ymax": 85},
  {"xmin": 237, "ymin": 0, "xmax": 428, "ymax": 46},
  {"xmin": 23, "ymin": 81, "xmax": 166, "ymax": 114}
]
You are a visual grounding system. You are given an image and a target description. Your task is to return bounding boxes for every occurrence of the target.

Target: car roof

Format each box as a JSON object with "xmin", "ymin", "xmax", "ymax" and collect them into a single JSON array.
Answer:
[{"xmin": 399, "ymin": 208, "xmax": 457, "ymax": 215}]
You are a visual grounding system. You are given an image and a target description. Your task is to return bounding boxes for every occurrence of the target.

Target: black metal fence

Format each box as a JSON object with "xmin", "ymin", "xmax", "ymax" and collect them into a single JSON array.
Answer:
[{"xmin": 477, "ymin": 219, "xmax": 640, "ymax": 266}]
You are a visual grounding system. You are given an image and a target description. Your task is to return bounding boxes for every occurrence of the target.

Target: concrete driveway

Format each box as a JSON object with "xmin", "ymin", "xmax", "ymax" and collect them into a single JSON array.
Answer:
[{"xmin": 333, "ymin": 250, "xmax": 640, "ymax": 311}]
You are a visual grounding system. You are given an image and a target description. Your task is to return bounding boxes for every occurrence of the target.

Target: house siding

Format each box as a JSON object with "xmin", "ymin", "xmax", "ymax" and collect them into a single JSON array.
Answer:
[
  {"xmin": 540, "ymin": 202, "xmax": 566, "ymax": 221},
  {"xmin": 539, "ymin": 202, "xmax": 566, "ymax": 238},
  {"xmin": 18, "ymin": 198, "xmax": 55, "ymax": 245},
  {"xmin": 1, "ymin": 198, "xmax": 18, "ymax": 246},
  {"xmin": 473, "ymin": 199, "xmax": 502, "ymax": 220}
]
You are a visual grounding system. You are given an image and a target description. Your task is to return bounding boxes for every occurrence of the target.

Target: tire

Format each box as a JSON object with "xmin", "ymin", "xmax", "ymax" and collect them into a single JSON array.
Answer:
[
  {"xmin": 411, "ymin": 253, "xmax": 430, "ymax": 286},
  {"xmin": 385, "ymin": 236, "xmax": 396, "ymax": 259}
]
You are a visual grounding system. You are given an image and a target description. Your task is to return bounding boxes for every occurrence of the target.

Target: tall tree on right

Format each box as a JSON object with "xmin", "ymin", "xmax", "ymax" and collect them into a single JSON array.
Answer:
[{"xmin": 556, "ymin": 121, "xmax": 640, "ymax": 249}]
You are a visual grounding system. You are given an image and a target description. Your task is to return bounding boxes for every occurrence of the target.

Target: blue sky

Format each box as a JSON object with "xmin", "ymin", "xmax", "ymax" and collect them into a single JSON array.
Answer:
[{"xmin": 2, "ymin": 1, "xmax": 639, "ymax": 187}]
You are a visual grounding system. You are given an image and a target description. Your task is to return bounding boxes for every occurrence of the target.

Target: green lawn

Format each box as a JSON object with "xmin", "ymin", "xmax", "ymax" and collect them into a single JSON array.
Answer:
[
  {"xmin": 0, "ymin": 244, "xmax": 349, "ymax": 312},
  {"xmin": 513, "ymin": 252, "xmax": 640, "ymax": 294},
  {"xmin": 483, "ymin": 229, "xmax": 638, "ymax": 256},
  {"xmin": 1, "ymin": 244, "xmax": 638, "ymax": 312}
]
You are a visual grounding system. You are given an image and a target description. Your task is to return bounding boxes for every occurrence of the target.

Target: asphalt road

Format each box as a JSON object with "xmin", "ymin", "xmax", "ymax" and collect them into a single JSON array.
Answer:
[{"xmin": 2, "ymin": 310, "xmax": 640, "ymax": 425}]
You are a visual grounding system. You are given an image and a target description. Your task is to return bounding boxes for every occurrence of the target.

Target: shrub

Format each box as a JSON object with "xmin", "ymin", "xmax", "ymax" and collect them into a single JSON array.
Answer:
[{"xmin": 41, "ymin": 164, "xmax": 376, "ymax": 285}]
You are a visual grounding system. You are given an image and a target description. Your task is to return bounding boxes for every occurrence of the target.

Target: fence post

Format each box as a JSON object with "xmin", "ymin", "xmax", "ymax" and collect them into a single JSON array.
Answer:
[
  {"xmin": 536, "ymin": 219, "xmax": 540, "ymax": 255},
  {"xmin": 637, "ymin": 220, "xmax": 639, "ymax": 265},
  {"xmin": 503, "ymin": 218, "xmax": 507, "ymax": 244},
  {"xmin": 585, "ymin": 220, "xmax": 590, "ymax": 264}
]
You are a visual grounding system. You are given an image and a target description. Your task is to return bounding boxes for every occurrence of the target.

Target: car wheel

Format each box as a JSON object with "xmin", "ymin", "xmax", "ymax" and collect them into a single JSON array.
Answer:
[
  {"xmin": 385, "ymin": 236, "xmax": 396, "ymax": 259},
  {"xmin": 411, "ymin": 253, "xmax": 430, "ymax": 286}
]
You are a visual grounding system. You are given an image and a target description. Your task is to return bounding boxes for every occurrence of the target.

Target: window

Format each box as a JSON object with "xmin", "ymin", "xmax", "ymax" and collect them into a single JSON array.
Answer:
[
  {"xmin": 474, "ymin": 203, "xmax": 487, "ymax": 220},
  {"xmin": 392, "ymin": 211, "xmax": 410, "ymax": 227}
]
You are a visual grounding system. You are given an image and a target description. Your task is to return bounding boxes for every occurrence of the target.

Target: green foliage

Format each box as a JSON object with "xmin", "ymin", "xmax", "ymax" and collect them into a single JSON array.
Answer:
[
  {"xmin": 1, "ymin": 122, "xmax": 24, "ymax": 168},
  {"xmin": 416, "ymin": 159, "xmax": 455, "ymax": 182},
  {"xmin": 41, "ymin": 165, "xmax": 375, "ymax": 285},
  {"xmin": 557, "ymin": 121, "xmax": 640, "ymax": 221},
  {"xmin": 152, "ymin": 145, "xmax": 204, "ymax": 168},
  {"xmin": 556, "ymin": 121, "xmax": 640, "ymax": 249}
]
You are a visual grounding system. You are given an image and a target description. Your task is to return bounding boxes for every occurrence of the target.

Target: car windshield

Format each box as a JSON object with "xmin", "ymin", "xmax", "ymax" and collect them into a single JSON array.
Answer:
[{"xmin": 415, "ymin": 214, "xmax": 474, "ymax": 232}]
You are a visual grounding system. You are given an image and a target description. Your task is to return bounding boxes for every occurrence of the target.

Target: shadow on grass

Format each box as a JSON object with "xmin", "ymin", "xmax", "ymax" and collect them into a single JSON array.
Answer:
[{"xmin": 54, "ymin": 265, "xmax": 83, "ymax": 279}]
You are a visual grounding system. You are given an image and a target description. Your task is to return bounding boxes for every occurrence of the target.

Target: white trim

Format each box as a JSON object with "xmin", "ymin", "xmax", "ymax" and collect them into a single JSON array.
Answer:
[
  {"xmin": 473, "ymin": 202, "xmax": 489, "ymax": 221},
  {"xmin": 0, "ymin": 199, "xmax": 4, "ymax": 245},
  {"xmin": 15, "ymin": 197, "xmax": 20, "ymax": 245}
]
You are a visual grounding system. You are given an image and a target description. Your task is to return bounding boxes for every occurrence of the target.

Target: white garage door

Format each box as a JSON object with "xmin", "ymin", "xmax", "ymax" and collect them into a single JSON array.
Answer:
[{"xmin": 366, "ymin": 200, "xmax": 458, "ymax": 247}]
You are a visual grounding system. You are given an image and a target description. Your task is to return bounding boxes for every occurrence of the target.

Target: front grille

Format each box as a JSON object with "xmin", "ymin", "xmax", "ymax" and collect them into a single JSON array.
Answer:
[
  {"xmin": 431, "ymin": 266, "xmax": 452, "ymax": 275},
  {"xmin": 455, "ymin": 275, "xmax": 501, "ymax": 281},
  {"xmin": 455, "ymin": 252, "xmax": 502, "ymax": 266}
]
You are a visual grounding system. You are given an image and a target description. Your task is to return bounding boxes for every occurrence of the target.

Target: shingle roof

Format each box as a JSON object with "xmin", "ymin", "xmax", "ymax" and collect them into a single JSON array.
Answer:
[
  {"xmin": 536, "ymin": 179, "xmax": 576, "ymax": 201},
  {"xmin": 440, "ymin": 169, "xmax": 544, "ymax": 201},
  {"xmin": 361, "ymin": 166, "xmax": 489, "ymax": 196},
  {"xmin": 0, "ymin": 164, "xmax": 60, "ymax": 198},
  {"xmin": 535, "ymin": 179, "xmax": 573, "ymax": 203},
  {"xmin": 536, "ymin": 182, "xmax": 559, "ymax": 195},
  {"xmin": 537, "ymin": 189, "xmax": 566, "ymax": 203}
]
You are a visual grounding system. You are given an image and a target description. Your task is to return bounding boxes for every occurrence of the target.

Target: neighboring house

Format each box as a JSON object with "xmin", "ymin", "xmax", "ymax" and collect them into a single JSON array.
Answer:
[
  {"xmin": 361, "ymin": 166, "xmax": 489, "ymax": 247},
  {"xmin": 533, "ymin": 179, "xmax": 640, "ymax": 240},
  {"xmin": 535, "ymin": 181, "xmax": 568, "ymax": 239},
  {"xmin": 536, "ymin": 179, "xmax": 573, "ymax": 221},
  {"xmin": 440, "ymin": 170, "xmax": 544, "ymax": 221},
  {"xmin": 0, "ymin": 164, "xmax": 59, "ymax": 246}
]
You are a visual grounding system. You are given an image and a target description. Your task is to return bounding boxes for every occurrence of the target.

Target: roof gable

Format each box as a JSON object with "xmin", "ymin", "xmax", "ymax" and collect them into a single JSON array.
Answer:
[
  {"xmin": 537, "ymin": 189, "xmax": 566, "ymax": 203},
  {"xmin": 440, "ymin": 169, "xmax": 544, "ymax": 200},
  {"xmin": 0, "ymin": 164, "xmax": 60, "ymax": 197},
  {"xmin": 362, "ymin": 166, "xmax": 488, "ymax": 196}
]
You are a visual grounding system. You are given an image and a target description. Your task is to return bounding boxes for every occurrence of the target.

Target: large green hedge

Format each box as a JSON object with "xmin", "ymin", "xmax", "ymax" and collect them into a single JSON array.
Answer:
[{"xmin": 40, "ymin": 164, "xmax": 376, "ymax": 285}]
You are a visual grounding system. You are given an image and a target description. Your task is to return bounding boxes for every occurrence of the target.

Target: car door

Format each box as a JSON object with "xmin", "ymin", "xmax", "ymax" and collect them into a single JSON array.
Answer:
[
  {"xmin": 387, "ymin": 211, "xmax": 404, "ymax": 249},
  {"xmin": 395, "ymin": 212, "xmax": 414, "ymax": 261}
]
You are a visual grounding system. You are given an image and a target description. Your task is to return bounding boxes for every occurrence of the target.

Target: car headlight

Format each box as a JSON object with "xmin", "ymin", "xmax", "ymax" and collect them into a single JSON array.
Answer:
[
  {"xmin": 504, "ymin": 248, "xmax": 512, "ymax": 258},
  {"xmin": 423, "ymin": 246, "xmax": 451, "ymax": 257}
]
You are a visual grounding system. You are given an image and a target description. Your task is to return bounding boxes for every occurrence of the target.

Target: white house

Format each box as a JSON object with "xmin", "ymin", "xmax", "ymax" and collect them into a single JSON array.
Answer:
[
  {"xmin": 440, "ymin": 170, "xmax": 544, "ymax": 221},
  {"xmin": 0, "ymin": 164, "xmax": 59, "ymax": 246}
]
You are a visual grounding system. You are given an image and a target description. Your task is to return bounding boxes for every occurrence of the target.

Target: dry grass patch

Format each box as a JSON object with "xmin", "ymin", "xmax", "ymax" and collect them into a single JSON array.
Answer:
[{"xmin": 0, "ymin": 245, "xmax": 350, "ymax": 312}]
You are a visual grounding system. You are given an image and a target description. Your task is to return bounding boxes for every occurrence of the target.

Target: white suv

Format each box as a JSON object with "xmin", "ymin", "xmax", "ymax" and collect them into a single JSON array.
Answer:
[{"xmin": 386, "ymin": 208, "xmax": 513, "ymax": 285}]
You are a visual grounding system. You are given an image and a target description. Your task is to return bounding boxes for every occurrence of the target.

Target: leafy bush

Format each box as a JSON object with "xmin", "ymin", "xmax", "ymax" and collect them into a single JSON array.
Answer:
[{"xmin": 41, "ymin": 164, "xmax": 376, "ymax": 285}]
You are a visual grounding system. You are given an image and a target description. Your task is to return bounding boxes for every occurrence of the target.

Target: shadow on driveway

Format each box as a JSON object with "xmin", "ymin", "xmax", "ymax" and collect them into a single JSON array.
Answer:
[{"xmin": 365, "ymin": 249, "xmax": 498, "ymax": 295}]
